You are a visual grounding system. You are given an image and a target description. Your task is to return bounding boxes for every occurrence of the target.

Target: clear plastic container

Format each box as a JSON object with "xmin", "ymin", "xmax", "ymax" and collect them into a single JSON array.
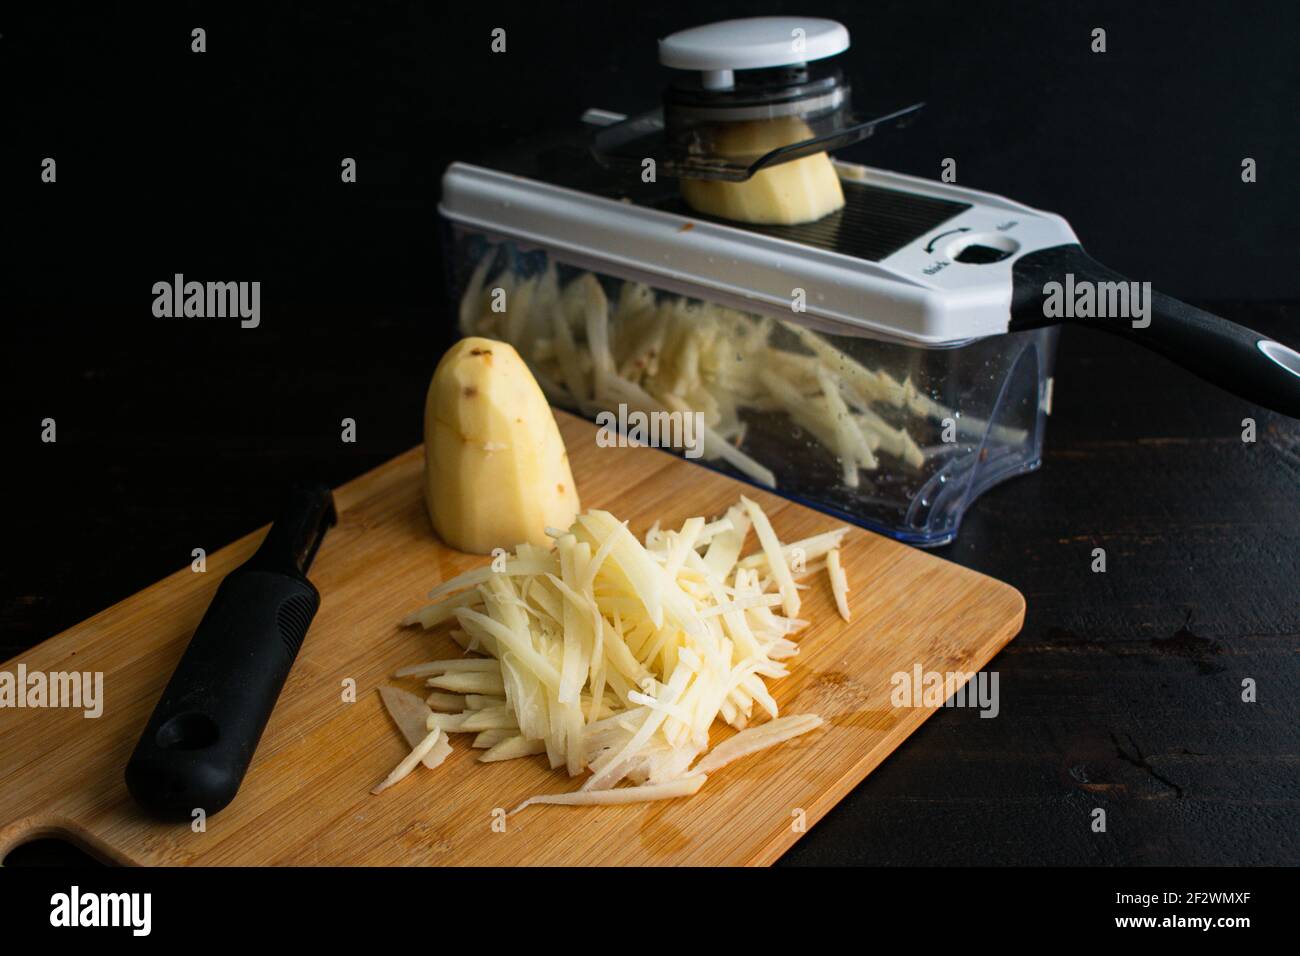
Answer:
[{"xmin": 442, "ymin": 226, "xmax": 1056, "ymax": 547}]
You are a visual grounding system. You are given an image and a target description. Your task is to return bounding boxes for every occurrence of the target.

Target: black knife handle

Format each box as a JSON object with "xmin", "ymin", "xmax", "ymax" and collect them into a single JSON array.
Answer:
[
  {"xmin": 1009, "ymin": 243, "xmax": 1300, "ymax": 419},
  {"xmin": 125, "ymin": 484, "xmax": 336, "ymax": 820}
]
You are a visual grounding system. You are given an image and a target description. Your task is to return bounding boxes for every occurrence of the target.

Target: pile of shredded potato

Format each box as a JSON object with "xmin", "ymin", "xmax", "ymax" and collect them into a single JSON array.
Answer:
[
  {"xmin": 374, "ymin": 496, "xmax": 849, "ymax": 808},
  {"xmin": 457, "ymin": 252, "xmax": 939, "ymax": 490}
]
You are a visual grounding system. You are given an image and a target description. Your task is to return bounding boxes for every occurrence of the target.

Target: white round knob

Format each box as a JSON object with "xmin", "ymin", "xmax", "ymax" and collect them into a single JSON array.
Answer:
[{"xmin": 659, "ymin": 17, "xmax": 850, "ymax": 73}]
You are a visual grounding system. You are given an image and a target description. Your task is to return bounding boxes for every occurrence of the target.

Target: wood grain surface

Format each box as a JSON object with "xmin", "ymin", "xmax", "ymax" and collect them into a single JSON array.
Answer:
[{"xmin": 0, "ymin": 413, "xmax": 1023, "ymax": 866}]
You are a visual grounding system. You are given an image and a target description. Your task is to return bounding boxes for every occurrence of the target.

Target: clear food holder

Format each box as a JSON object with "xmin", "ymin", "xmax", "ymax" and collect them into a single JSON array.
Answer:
[{"xmin": 438, "ymin": 160, "xmax": 1059, "ymax": 548}]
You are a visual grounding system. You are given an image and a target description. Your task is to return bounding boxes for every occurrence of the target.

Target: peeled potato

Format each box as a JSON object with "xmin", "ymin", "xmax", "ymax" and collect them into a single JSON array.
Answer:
[
  {"xmin": 680, "ymin": 116, "xmax": 845, "ymax": 226},
  {"xmin": 424, "ymin": 337, "xmax": 580, "ymax": 554}
]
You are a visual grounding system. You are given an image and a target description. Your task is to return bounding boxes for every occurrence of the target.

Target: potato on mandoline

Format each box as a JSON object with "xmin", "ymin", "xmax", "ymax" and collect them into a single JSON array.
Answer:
[{"xmin": 679, "ymin": 117, "xmax": 846, "ymax": 226}]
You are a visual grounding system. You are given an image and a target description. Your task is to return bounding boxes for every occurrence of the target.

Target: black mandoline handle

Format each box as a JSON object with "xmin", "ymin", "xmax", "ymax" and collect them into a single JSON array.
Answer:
[
  {"xmin": 1009, "ymin": 244, "xmax": 1300, "ymax": 419},
  {"xmin": 125, "ymin": 484, "xmax": 336, "ymax": 820}
]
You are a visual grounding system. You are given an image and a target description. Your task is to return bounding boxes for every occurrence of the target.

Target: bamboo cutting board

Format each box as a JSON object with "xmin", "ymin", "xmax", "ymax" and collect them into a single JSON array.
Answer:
[{"xmin": 0, "ymin": 412, "xmax": 1023, "ymax": 866}]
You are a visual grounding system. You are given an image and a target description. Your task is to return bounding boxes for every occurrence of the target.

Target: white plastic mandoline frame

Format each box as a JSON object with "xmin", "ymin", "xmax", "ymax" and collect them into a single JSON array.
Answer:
[{"xmin": 438, "ymin": 159, "xmax": 1080, "ymax": 348}]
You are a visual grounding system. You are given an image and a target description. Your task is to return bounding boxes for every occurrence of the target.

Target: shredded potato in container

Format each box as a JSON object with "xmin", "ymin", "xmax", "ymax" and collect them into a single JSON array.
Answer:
[
  {"xmin": 456, "ymin": 252, "xmax": 947, "ymax": 489},
  {"xmin": 374, "ymin": 497, "xmax": 845, "ymax": 807}
]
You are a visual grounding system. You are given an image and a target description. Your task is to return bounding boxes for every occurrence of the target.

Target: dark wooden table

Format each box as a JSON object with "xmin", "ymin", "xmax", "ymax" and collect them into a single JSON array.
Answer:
[{"xmin": 3, "ymin": 299, "xmax": 1296, "ymax": 866}]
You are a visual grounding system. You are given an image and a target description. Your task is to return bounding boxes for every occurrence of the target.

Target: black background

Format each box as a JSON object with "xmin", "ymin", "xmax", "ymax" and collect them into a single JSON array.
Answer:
[
  {"xmin": 1, "ymin": 2, "xmax": 1298, "ymax": 866},
  {"xmin": 5, "ymin": 1, "xmax": 1298, "ymax": 306}
]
